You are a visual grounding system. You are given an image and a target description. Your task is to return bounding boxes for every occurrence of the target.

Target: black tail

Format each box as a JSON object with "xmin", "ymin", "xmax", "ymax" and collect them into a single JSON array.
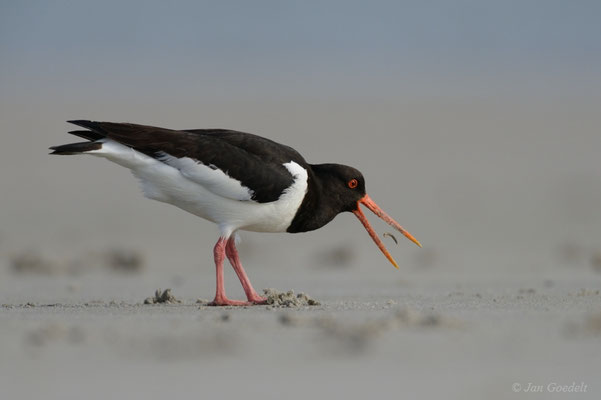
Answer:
[
  {"xmin": 68, "ymin": 130, "xmax": 105, "ymax": 141},
  {"xmin": 49, "ymin": 141, "xmax": 102, "ymax": 155},
  {"xmin": 50, "ymin": 120, "xmax": 108, "ymax": 155},
  {"xmin": 67, "ymin": 120, "xmax": 111, "ymax": 136}
]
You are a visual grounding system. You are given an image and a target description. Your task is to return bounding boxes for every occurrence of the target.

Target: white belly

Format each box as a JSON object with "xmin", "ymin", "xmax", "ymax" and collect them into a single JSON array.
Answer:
[{"xmin": 87, "ymin": 140, "xmax": 308, "ymax": 237}]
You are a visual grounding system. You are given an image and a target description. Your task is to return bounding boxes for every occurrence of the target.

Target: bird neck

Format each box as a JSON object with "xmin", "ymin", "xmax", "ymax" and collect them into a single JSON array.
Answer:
[{"xmin": 286, "ymin": 164, "xmax": 346, "ymax": 233}]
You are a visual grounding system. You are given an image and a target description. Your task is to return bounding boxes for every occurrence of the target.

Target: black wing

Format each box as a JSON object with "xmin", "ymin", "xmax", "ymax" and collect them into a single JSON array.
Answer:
[{"xmin": 67, "ymin": 120, "xmax": 308, "ymax": 203}]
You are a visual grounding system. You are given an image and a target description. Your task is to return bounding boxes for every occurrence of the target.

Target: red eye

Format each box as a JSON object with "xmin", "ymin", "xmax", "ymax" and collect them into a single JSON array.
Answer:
[{"xmin": 348, "ymin": 179, "xmax": 358, "ymax": 189}]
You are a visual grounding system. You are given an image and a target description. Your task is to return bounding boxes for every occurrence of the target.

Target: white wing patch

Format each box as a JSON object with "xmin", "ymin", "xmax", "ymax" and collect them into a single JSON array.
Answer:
[{"xmin": 156, "ymin": 152, "xmax": 254, "ymax": 201}]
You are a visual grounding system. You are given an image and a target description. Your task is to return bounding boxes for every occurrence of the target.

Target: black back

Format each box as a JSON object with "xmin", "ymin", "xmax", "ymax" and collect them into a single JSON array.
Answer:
[{"xmin": 67, "ymin": 120, "xmax": 310, "ymax": 203}]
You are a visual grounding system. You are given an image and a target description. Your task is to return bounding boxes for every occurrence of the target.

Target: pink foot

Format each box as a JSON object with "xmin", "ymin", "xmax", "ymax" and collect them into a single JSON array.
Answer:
[
  {"xmin": 247, "ymin": 295, "xmax": 268, "ymax": 304},
  {"xmin": 208, "ymin": 297, "xmax": 250, "ymax": 306},
  {"xmin": 208, "ymin": 296, "xmax": 265, "ymax": 306}
]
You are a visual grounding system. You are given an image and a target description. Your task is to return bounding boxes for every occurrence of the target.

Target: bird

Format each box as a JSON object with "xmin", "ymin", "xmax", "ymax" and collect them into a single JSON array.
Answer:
[{"xmin": 50, "ymin": 121, "xmax": 421, "ymax": 306}]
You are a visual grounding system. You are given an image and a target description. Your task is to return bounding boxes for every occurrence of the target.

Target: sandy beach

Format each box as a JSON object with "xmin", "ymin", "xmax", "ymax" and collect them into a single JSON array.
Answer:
[{"xmin": 1, "ymin": 265, "xmax": 600, "ymax": 399}]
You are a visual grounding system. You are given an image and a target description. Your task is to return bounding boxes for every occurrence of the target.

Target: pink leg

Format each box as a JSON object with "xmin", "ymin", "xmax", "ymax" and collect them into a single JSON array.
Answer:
[
  {"xmin": 209, "ymin": 237, "xmax": 249, "ymax": 306},
  {"xmin": 225, "ymin": 237, "xmax": 267, "ymax": 304}
]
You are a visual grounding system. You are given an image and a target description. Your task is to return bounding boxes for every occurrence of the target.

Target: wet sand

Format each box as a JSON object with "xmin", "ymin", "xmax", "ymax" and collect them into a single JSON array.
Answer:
[{"xmin": 1, "ymin": 265, "xmax": 600, "ymax": 400}]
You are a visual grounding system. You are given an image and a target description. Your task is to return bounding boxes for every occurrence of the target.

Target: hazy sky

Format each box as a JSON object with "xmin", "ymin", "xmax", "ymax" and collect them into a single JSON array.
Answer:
[{"xmin": 2, "ymin": 0, "xmax": 600, "ymax": 103}]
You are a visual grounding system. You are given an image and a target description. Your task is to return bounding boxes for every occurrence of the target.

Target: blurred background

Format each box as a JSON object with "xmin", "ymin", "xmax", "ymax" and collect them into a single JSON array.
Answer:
[
  {"xmin": 2, "ymin": 1, "xmax": 601, "ymax": 399},
  {"xmin": 2, "ymin": 0, "xmax": 600, "ymax": 290}
]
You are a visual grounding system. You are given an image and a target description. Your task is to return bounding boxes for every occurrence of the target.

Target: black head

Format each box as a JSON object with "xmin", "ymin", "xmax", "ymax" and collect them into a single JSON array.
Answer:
[
  {"xmin": 308, "ymin": 163, "xmax": 422, "ymax": 269},
  {"xmin": 311, "ymin": 163, "xmax": 367, "ymax": 212}
]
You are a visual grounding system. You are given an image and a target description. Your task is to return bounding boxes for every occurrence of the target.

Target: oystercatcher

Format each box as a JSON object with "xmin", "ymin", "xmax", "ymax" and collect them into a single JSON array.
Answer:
[{"xmin": 51, "ymin": 121, "xmax": 421, "ymax": 306}]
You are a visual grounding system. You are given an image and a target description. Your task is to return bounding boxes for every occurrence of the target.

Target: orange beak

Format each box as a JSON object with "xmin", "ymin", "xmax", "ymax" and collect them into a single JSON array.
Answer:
[{"xmin": 352, "ymin": 194, "xmax": 422, "ymax": 269}]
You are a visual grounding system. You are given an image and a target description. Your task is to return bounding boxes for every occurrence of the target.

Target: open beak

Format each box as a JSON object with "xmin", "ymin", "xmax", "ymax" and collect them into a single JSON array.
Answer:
[{"xmin": 352, "ymin": 194, "xmax": 422, "ymax": 269}]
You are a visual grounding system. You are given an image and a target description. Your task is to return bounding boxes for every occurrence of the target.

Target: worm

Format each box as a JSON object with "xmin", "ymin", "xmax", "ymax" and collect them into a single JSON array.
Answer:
[{"xmin": 382, "ymin": 232, "xmax": 398, "ymax": 245}]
